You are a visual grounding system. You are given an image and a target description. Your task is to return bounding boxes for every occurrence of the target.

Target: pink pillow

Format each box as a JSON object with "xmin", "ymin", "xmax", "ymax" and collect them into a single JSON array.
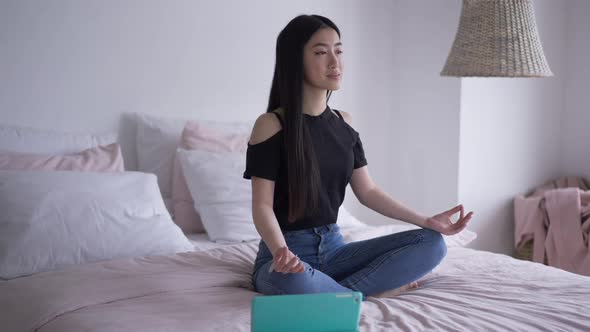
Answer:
[
  {"xmin": 0, "ymin": 143, "xmax": 125, "ymax": 172},
  {"xmin": 171, "ymin": 121, "xmax": 249, "ymax": 233}
]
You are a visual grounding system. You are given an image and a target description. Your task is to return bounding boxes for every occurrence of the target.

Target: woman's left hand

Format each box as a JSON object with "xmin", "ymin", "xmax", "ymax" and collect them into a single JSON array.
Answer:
[{"xmin": 425, "ymin": 204, "xmax": 473, "ymax": 235}]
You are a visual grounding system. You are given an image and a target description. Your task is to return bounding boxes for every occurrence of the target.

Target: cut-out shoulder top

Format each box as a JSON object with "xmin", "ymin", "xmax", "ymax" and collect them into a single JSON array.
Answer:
[{"xmin": 243, "ymin": 106, "xmax": 368, "ymax": 231}]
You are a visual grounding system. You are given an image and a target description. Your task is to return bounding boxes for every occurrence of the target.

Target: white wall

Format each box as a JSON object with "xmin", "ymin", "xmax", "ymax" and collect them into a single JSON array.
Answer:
[
  {"xmin": 0, "ymin": 0, "xmax": 584, "ymax": 256},
  {"xmin": 0, "ymin": 0, "xmax": 380, "ymax": 170},
  {"xmin": 458, "ymin": 0, "xmax": 567, "ymax": 255},
  {"xmin": 0, "ymin": 0, "xmax": 403, "ymax": 222},
  {"xmin": 563, "ymin": 0, "xmax": 590, "ymax": 181},
  {"xmin": 382, "ymin": 1, "xmax": 462, "ymax": 222},
  {"xmin": 343, "ymin": 1, "xmax": 463, "ymax": 226},
  {"xmin": 341, "ymin": 0, "xmax": 398, "ymax": 225}
]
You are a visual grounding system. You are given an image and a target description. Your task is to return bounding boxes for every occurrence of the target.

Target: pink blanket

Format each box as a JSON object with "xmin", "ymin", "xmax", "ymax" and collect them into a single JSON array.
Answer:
[
  {"xmin": 514, "ymin": 176, "xmax": 590, "ymax": 275},
  {"xmin": 545, "ymin": 188, "xmax": 590, "ymax": 275},
  {"xmin": 2, "ymin": 225, "xmax": 590, "ymax": 332},
  {"xmin": 1, "ymin": 243, "xmax": 259, "ymax": 331}
]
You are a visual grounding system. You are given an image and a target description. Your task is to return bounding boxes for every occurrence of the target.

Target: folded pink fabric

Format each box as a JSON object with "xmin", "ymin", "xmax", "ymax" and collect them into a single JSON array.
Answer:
[
  {"xmin": 531, "ymin": 176, "xmax": 589, "ymax": 197},
  {"xmin": 514, "ymin": 176, "xmax": 590, "ymax": 276},
  {"xmin": 171, "ymin": 121, "xmax": 249, "ymax": 234},
  {"xmin": 514, "ymin": 195, "xmax": 547, "ymax": 262},
  {"xmin": 0, "ymin": 143, "xmax": 124, "ymax": 172},
  {"xmin": 544, "ymin": 188, "xmax": 590, "ymax": 276}
]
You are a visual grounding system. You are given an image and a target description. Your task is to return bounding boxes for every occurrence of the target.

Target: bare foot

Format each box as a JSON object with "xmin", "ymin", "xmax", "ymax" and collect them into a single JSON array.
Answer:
[{"xmin": 372, "ymin": 281, "xmax": 420, "ymax": 298}]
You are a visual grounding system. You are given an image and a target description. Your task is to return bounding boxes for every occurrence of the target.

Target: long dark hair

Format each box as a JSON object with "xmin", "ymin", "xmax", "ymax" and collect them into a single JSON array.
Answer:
[{"xmin": 267, "ymin": 15, "xmax": 341, "ymax": 223}]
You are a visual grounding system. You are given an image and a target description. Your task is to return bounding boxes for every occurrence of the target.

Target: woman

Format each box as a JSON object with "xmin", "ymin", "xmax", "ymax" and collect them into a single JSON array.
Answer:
[{"xmin": 243, "ymin": 14, "xmax": 473, "ymax": 299}]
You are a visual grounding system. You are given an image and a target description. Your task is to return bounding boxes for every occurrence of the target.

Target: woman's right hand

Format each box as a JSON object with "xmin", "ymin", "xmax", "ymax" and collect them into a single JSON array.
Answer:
[{"xmin": 271, "ymin": 246, "xmax": 305, "ymax": 273}]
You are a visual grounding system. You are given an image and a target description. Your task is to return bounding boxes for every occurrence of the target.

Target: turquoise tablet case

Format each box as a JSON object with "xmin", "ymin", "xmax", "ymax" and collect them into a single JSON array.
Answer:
[{"xmin": 251, "ymin": 292, "xmax": 362, "ymax": 332}]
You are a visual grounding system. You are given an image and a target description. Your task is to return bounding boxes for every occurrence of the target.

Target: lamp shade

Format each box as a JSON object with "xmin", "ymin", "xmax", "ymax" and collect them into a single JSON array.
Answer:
[{"xmin": 441, "ymin": 0, "xmax": 553, "ymax": 77}]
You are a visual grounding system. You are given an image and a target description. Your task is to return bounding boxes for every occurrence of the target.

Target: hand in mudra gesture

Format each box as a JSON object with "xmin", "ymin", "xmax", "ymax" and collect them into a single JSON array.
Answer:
[{"xmin": 425, "ymin": 204, "xmax": 473, "ymax": 235}]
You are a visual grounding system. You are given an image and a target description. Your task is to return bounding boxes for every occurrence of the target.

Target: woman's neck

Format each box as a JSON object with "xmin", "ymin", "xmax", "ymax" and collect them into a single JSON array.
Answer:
[{"xmin": 302, "ymin": 83, "xmax": 328, "ymax": 116}]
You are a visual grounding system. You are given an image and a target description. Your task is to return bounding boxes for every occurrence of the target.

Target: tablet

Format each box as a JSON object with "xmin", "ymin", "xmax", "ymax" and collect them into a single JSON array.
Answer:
[{"xmin": 251, "ymin": 291, "xmax": 362, "ymax": 332}]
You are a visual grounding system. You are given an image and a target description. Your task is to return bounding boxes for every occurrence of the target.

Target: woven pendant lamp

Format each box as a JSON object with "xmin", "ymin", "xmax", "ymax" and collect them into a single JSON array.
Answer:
[{"xmin": 441, "ymin": 0, "xmax": 553, "ymax": 77}]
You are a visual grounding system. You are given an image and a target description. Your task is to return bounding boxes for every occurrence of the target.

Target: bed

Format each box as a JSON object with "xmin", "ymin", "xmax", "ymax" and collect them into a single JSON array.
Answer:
[
  {"xmin": 2, "ymin": 224, "xmax": 590, "ymax": 331},
  {"xmin": 1, "ymin": 117, "xmax": 590, "ymax": 331}
]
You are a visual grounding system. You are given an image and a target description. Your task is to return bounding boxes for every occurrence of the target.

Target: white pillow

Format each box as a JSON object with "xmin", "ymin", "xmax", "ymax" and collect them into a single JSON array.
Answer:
[
  {"xmin": 176, "ymin": 145, "xmax": 479, "ymax": 247},
  {"xmin": 337, "ymin": 207, "xmax": 368, "ymax": 229},
  {"xmin": 177, "ymin": 148, "xmax": 256, "ymax": 242},
  {"xmin": 135, "ymin": 114, "xmax": 251, "ymax": 210},
  {"xmin": 135, "ymin": 114, "xmax": 187, "ymax": 200},
  {"xmin": 177, "ymin": 148, "xmax": 374, "ymax": 243},
  {"xmin": 0, "ymin": 170, "xmax": 193, "ymax": 279},
  {"xmin": 341, "ymin": 223, "xmax": 478, "ymax": 247},
  {"xmin": 0, "ymin": 123, "xmax": 116, "ymax": 154}
]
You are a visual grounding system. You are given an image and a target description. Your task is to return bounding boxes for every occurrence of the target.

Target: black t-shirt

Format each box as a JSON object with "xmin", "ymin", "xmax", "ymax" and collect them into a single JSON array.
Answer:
[{"xmin": 243, "ymin": 106, "xmax": 368, "ymax": 231}]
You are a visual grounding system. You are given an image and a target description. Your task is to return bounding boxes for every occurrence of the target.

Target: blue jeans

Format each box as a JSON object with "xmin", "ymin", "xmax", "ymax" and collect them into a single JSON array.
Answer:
[{"xmin": 252, "ymin": 223, "xmax": 447, "ymax": 300}]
